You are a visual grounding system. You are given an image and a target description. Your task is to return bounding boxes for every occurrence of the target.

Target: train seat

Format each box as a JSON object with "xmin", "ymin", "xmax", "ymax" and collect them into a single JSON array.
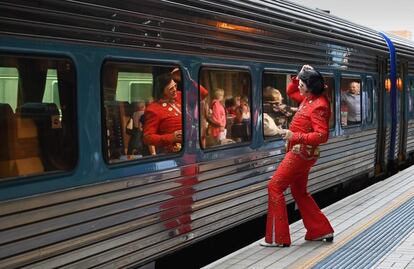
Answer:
[
  {"xmin": 14, "ymin": 109, "xmax": 44, "ymax": 176},
  {"xmin": 17, "ymin": 102, "xmax": 63, "ymax": 171},
  {"xmin": 0, "ymin": 103, "xmax": 18, "ymax": 177}
]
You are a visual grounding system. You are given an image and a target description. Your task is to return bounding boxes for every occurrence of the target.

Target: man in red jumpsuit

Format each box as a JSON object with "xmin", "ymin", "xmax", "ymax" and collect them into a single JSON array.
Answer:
[
  {"xmin": 143, "ymin": 70, "xmax": 208, "ymax": 154},
  {"xmin": 261, "ymin": 65, "xmax": 334, "ymax": 247}
]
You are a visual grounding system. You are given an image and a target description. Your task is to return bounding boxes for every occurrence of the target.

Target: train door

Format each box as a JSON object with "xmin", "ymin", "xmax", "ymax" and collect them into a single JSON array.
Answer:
[
  {"xmin": 406, "ymin": 77, "xmax": 414, "ymax": 157},
  {"xmin": 397, "ymin": 61, "xmax": 408, "ymax": 164}
]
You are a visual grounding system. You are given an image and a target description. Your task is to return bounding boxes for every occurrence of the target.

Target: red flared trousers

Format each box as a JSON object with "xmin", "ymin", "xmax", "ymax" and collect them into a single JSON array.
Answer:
[{"xmin": 265, "ymin": 152, "xmax": 334, "ymax": 245}]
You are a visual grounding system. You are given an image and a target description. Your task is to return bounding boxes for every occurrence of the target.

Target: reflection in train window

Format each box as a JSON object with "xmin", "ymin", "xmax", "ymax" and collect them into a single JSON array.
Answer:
[
  {"xmin": 102, "ymin": 62, "xmax": 183, "ymax": 163},
  {"xmin": 199, "ymin": 68, "xmax": 252, "ymax": 149},
  {"xmin": 0, "ymin": 55, "xmax": 77, "ymax": 179},
  {"xmin": 262, "ymin": 73, "xmax": 299, "ymax": 139},
  {"xmin": 340, "ymin": 77, "xmax": 362, "ymax": 127}
]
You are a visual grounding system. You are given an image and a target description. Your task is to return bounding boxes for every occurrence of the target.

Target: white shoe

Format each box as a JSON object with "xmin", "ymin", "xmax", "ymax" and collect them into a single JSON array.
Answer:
[
  {"xmin": 259, "ymin": 241, "xmax": 290, "ymax": 247},
  {"xmin": 309, "ymin": 233, "xmax": 334, "ymax": 242}
]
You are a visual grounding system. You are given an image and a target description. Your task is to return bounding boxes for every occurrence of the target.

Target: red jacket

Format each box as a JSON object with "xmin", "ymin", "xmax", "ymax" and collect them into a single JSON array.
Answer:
[
  {"xmin": 143, "ymin": 92, "xmax": 182, "ymax": 152},
  {"xmin": 287, "ymin": 77, "xmax": 330, "ymax": 149}
]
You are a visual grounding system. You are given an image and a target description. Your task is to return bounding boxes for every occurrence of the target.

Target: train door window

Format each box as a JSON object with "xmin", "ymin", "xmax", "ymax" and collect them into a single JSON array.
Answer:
[
  {"xmin": 102, "ymin": 62, "xmax": 183, "ymax": 163},
  {"xmin": 409, "ymin": 79, "xmax": 414, "ymax": 119},
  {"xmin": 366, "ymin": 77, "xmax": 374, "ymax": 124},
  {"xmin": 199, "ymin": 68, "xmax": 251, "ymax": 149},
  {"xmin": 340, "ymin": 77, "xmax": 362, "ymax": 127},
  {"xmin": 323, "ymin": 75, "xmax": 335, "ymax": 129},
  {"xmin": 262, "ymin": 72, "xmax": 298, "ymax": 139},
  {"xmin": 0, "ymin": 55, "xmax": 77, "ymax": 180}
]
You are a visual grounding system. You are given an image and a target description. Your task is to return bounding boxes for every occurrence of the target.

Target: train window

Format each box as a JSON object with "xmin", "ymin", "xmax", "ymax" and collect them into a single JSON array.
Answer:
[
  {"xmin": 199, "ymin": 68, "xmax": 251, "ymax": 149},
  {"xmin": 262, "ymin": 72, "xmax": 299, "ymax": 139},
  {"xmin": 340, "ymin": 77, "xmax": 362, "ymax": 127},
  {"xmin": 323, "ymin": 76, "xmax": 336, "ymax": 129},
  {"xmin": 409, "ymin": 79, "xmax": 414, "ymax": 119},
  {"xmin": 366, "ymin": 78, "xmax": 374, "ymax": 124},
  {"xmin": 102, "ymin": 62, "xmax": 183, "ymax": 163},
  {"xmin": 0, "ymin": 55, "xmax": 77, "ymax": 179}
]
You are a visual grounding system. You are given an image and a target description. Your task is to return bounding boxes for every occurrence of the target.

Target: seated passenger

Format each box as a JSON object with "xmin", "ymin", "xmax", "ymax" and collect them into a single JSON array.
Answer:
[
  {"xmin": 263, "ymin": 112, "xmax": 281, "ymax": 137},
  {"xmin": 341, "ymin": 81, "xmax": 361, "ymax": 125},
  {"xmin": 263, "ymin": 86, "xmax": 297, "ymax": 130},
  {"xmin": 143, "ymin": 73, "xmax": 182, "ymax": 154},
  {"xmin": 231, "ymin": 96, "xmax": 251, "ymax": 142},
  {"xmin": 235, "ymin": 96, "xmax": 250, "ymax": 124},
  {"xmin": 225, "ymin": 95, "xmax": 241, "ymax": 117}
]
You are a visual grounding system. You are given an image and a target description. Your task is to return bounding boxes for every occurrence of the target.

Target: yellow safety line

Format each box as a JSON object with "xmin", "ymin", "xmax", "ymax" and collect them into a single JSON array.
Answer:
[{"xmin": 294, "ymin": 189, "xmax": 414, "ymax": 269}]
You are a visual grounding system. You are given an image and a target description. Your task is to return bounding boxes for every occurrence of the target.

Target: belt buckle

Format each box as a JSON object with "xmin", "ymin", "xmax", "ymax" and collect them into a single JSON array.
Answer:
[
  {"xmin": 172, "ymin": 143, "xmax": 182, "ymax": 152},
  {"xmin": 314, "ymin": 146, "xmax": 320, "ymax": 156},
  {"xmin": 292, "ymin": 144, "xmax": 301, "ymax": 153}
]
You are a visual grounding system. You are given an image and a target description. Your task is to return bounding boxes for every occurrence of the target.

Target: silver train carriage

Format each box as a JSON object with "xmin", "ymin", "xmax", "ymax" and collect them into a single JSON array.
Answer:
[{"xmin": 0, "ymin": 0, "xmax": 414, "ymax": 268}]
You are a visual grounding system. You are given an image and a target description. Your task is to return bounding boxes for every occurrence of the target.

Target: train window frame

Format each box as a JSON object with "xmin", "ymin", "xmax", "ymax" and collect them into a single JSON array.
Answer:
[
  {"xmin": 262, "ymin": 70, "xmax": 298, "ymax": 141},
  {"xmin": 340, "ymin": 75, "xmax": 363, "ymax": 129},
  {"xmin": 319, "ymin": 73, "xmax": 336, "ymax": 131},
  {"xmin": 100, "ymin": 60, "xmax": 185, "ymax": 165},
  {"xmin": 408, "ymin": 77, "xmax": 414, "ymax": 119},
  {"xmin": 198, "ymin": 65, "xmax": 253, "ymax": 151},
  {"xmin": 0, "ymin": 53, "xmax": 78, "ymax": 181},
  {"xmin": 365, "ymin": 76, "xmax": 375, "ymax": 125}
]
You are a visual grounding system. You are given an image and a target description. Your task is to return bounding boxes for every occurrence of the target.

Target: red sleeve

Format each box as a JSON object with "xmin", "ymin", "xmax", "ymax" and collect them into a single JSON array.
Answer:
[
  {"xmin": 290, "ymin": 105, "xmax": 329, "ymax": 146},
  {"xmin": 193, "ymin": 81, "xmax": 209, "ymax": 100},
  {"xmin": 287, "ymin": 76, "xmax": 305, "ymax": 104},
  {"xmin": 143, "ymin": 106, "xmax": 175, "ymax": 146}
]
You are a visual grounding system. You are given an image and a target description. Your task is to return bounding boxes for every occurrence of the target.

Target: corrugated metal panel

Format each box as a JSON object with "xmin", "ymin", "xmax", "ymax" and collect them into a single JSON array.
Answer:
[
  {"xmin": 395, "ymin": 123, "xmax": 400, "ymax": 159},
  {"xmin": 0, "ymin": 149, "xmax": 276, "ymax": 268},
  {"xmin": 0, "ymin": 129, "xmax": 377, "ymax": 268},
  {"xmin": 406, "ymin": 120, "xmax": 414, "ymax": 153},
  {"xmin": 388, "ymin": 34, "xmax": 414, "ymax": 74},
  {"xmin": 0, "ymin": 0, "xmax": 388, "ymax": 72},
  {"xmin": 392, "ymin": 40, "xmax": 414, "ymax": 57},
  {"xmin": 385, "ymin": 127, "xmax": 391, "ymax": 161}
]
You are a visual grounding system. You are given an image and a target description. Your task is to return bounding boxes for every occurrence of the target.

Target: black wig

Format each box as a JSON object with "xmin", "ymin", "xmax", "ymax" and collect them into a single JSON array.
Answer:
[
  {"xmin": 154, "ymin": 72, "xmax": 174, "ymax": 100},
  {"xmin": 297, "ymin": 69, "xmax": 325, "ymax": 95}
]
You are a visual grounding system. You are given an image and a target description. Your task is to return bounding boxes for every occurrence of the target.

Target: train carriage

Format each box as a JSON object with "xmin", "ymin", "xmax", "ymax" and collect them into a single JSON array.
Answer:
[
  {"xmin": 390, "ymin": 36, "xmax": 414, "ymax": 165},
  {"xmin": 0, "ymin": 1, "xmax": 414, "ymax": 268}
]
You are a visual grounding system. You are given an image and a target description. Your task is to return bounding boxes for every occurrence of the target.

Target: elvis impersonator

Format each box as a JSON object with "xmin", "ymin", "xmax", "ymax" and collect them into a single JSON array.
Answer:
[{"xmin": 261, "ymin": 65, "xmax": 334, "ymax": 247}]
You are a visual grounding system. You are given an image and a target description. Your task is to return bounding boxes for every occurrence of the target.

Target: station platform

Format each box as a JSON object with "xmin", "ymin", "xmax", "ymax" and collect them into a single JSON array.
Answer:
[{"xmin": 202, "ymin": 165, "xmax": 414, "ymax": 269}]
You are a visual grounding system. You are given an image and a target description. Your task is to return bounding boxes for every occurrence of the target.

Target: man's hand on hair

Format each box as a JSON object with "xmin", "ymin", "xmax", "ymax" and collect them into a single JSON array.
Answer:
[{"xmin": 300, "ymin": 65, "xmax": 314, "ymax": 73}]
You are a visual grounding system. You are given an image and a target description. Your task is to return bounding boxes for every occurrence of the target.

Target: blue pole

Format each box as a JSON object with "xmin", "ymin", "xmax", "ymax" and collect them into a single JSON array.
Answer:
[{"xmin": 379, "ymin": 32, "xmax": 397, "ymax": 162}]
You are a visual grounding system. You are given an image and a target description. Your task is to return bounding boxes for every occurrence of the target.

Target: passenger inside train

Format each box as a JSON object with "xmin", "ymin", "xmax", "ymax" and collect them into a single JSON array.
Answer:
[
  {"xmin": 262, "ymin": 86, "xmax": 298, "ymax": 137},
  {"xmin": 341, "ymin": 80, "xmax": 361, "ymax": 126},
  {"xmin": 206, "ymin": 88, "xmax": 227, "ymax": 147},
  {"xmin": 199, "ymin": 68, "xmax": 252, "ymax": 149},
  {"xmin": 143, "ymin": 72, "xmax": 183, "ymax": 154}
]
